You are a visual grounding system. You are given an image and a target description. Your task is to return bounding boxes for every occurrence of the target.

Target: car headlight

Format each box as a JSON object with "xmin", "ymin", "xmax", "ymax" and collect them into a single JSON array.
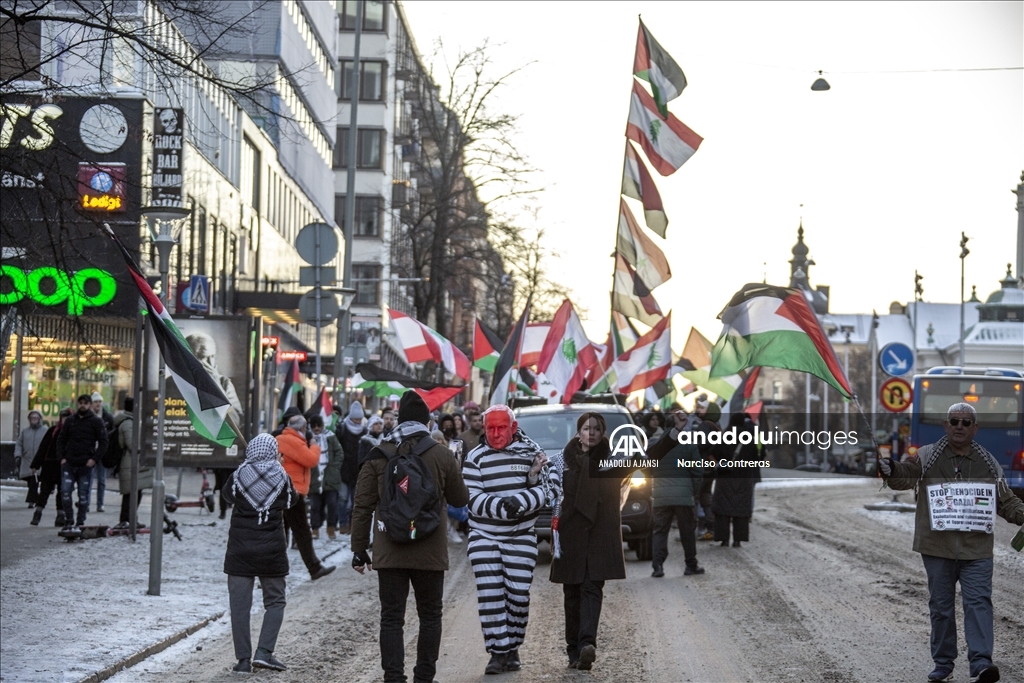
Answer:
[{"xmin": 630, "ymin": 471, "xmax": 646, "ymax": 487}]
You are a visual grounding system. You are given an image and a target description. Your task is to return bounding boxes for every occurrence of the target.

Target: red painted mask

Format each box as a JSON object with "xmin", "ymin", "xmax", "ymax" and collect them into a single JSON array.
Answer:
[{"xmin": 484, "ymin": 410, "xmax": 516, "ymax": 450}]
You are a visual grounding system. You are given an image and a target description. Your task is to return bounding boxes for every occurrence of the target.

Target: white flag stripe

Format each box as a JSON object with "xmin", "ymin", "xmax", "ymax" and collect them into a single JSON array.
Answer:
[{"xmin": 720, "ymin": 296, "xmax": 803, "ymax": 337}]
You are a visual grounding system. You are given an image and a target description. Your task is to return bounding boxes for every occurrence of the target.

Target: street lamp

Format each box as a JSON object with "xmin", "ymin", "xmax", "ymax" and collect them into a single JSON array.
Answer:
[{"xmin": 140, "ymin": 205, "xmax": 190, "ymax": 597}]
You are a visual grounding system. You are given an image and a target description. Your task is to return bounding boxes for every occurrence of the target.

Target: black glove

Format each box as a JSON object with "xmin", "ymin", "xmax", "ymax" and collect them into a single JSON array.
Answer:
[
  {"xmin": 352, "ymin": 550, "xmax": 372, "ymax": 569},
  {"xmin": 500, "ymin": 497, "xmax": 525, "ymax": 519}
]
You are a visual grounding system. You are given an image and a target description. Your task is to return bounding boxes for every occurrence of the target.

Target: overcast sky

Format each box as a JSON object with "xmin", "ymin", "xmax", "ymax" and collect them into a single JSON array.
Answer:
[{"xmin": 402, "ymin": 1, "xmax": 1023, "ymax": 343}]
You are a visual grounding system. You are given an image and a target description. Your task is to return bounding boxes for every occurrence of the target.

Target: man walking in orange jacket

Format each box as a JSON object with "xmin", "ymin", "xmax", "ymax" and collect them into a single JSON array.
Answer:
[{"xmin": 276, "ymin": 414, "xmax": 335, "ymax": 581}]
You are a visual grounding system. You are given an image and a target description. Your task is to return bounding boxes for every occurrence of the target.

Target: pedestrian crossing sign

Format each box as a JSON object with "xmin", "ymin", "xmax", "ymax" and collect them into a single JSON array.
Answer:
[{"xmin": 188, "ymin": 275, "xmax": 209, "ymax": 312}]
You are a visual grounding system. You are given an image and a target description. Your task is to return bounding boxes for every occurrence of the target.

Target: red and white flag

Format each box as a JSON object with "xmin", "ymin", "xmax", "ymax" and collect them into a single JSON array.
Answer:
[
  {"xmin": 622, "ymin": 141, "xmax": 668, "ymax": 237},
  {"xmin": 613, "ymin": 313, "xmax": 673, "ymax": 394},
  {"xmin": 520, "ymin": 323, "xmax": 551, "ymax": 368},
  {"xmin": 537, "ymin": 300, "xmax": 600, "ymax": 404},
  {"xmin": 387, "ymin": 309, "xmax": 471, "ymax": 381},
  {"xmin": 626, "ymin": 79, "xmax": 702, "ymax": 176}
]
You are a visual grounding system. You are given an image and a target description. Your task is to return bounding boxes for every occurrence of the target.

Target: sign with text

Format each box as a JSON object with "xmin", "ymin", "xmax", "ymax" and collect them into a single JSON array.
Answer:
[
  {"xmin": 927, "ymin": 482, "xmax": 996, "ymax": 533},
  {"xmin": 77, "ymin": 162, "xmax": 127, "ymax": 212},
  {"xmin": 151, "ymin": 107, "xmax": 184, "ymax": 207}
]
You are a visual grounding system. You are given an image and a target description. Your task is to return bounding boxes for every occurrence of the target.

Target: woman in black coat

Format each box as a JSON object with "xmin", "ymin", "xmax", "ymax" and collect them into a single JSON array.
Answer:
[
  {"xmin": 30, "ymin": 408, "xmax": 72, "ymax": 524},
  {"xmin": 222, "ymin": 433, "xmax": 300, "ymax": 673},
  {"xmin": 712, "ymin": 413, "xmax": 761, "ymax": 547}
]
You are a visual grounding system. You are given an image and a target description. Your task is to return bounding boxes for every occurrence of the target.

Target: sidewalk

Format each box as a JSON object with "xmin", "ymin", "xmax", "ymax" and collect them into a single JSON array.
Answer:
[{"xmin": 0, "ymin": 473, "xmax": 351, "ymax": 683}]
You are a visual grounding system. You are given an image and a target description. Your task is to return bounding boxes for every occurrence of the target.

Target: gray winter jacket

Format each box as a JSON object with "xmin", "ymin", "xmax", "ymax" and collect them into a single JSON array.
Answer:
[
  {"xmin": 15, "ymin": 412, "xmax": 46, "ymax": 478},
  {"xmin": 115, "ymin": 412, "xmax": 153, "ymax": 494}
]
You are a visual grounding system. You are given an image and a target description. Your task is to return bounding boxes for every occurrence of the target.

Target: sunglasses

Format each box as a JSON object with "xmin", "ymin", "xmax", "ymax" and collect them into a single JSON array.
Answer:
[{"xmin": 947, "ymin": 418, "xmax": 974, "ymax": 427}]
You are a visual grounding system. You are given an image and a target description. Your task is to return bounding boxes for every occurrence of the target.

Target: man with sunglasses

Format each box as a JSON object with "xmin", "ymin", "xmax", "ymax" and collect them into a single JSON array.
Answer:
[{"xmin": 879, "ymin": 402, "xmax": 1024, "ymax": 683}]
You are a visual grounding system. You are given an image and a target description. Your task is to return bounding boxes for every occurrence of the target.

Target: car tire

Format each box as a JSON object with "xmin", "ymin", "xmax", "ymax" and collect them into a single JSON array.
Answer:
[{"xmin": 635, "ymin": 536, "xmax": 653, "ymax": 561}]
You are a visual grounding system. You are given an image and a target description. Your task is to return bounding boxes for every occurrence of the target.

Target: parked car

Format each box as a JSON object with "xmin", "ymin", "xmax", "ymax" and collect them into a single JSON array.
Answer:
[{"xmin": 512, "ymin": 400, "xmax": 655, "ymax": 561}]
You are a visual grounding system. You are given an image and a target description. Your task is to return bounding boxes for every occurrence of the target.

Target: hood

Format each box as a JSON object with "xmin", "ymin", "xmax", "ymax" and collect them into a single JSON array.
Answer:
[{"xmin": 113, "ymin": 411, "xmax": 133, "ymax": 427}]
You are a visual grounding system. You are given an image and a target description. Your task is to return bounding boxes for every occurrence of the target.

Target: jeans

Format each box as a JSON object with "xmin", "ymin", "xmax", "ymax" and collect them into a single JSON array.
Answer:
[
  {"xmin": 92, "ymin": 462, "xmax": 106, "ymax": 509},
  {"xmin": 563, "ymin": 573, "xmax": 605, "ymax": 664},
  {"xmin": 337, "ymin": 482, "xmax": 355, "ymax": 527},
  {"xmin": 61, "ymin": 464, "xmax": 93, "ymax": 526},
  {"xmin": 377, "ymin": 568, "xmax": 445, "ymax": 683},
  {"xmin": 653, "ymin": 505, "xmax": 698, "ymax": 568},
  {"xmin": 282, "ymin": 495, "xmax": 321, "ymax": 575},
  {"xmin": 227, "ymin": 575, "xmax": 287, "ymax": 661},
  {"xmin": 308, "ymin": 489, "xmax": 339, "ymax": 530},
  {"xmin": 921, "ymin": 554, "xmax": 994, "ymax": 677}
]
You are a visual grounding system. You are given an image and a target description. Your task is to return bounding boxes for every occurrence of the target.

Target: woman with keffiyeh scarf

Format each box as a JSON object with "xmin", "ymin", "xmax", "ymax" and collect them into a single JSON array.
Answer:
[{"xmin": 222, "ymin": 433, "xmax": 299, "ymax": 673}]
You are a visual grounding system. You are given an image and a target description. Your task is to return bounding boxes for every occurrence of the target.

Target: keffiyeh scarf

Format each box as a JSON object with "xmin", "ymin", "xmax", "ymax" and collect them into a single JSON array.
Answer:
[
  {"xmin": 383, "ymin": 420, "xmax": 431, "ymax": 445},
  {"xmin": 233, "ymin": 433, "xmax": 290, "ymax": 524},
  {"xmin": 919, "ymin": 436, "xmax": 1002, "ymax": 482}
]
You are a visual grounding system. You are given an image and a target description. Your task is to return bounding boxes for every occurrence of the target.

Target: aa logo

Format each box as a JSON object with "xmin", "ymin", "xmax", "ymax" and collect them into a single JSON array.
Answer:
[{"xmin": 609, "ymin": 424, "xmax": 648, "ymax": 459}]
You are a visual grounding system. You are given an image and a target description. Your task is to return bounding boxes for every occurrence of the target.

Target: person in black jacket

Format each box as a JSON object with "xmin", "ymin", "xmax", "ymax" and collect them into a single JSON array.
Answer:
[
  {"xmin": 222, "ymin": 433, "xmax": 300, "ymax": 673},
  {"xmin": 335, "ymin": 402, "xmax": 366, "ymax": 534},
  {"xmin": 56, "ymin": 395, "xmax": 108, "ymax": 529},
  {"xmin": 30, "ymin": 408, "xmax": 72, "ymax": 526},
  {"xmin": 713, "ymin": 413, "xmax": 761, "ymax": 547}
]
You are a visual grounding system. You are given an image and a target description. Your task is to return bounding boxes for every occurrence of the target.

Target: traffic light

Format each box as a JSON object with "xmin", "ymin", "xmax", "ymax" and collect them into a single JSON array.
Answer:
[
  {"xmin": 959, "ymin": 232, "xmax": 970, "ymax": 259},
  {"xmin": 914, "ymin": 270, "xmax": 924, "ymax": 300}
]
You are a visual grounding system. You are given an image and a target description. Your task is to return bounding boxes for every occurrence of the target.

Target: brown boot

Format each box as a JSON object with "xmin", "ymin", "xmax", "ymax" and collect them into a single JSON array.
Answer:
[
  {"xmin": 326, "ymin": 527, "xmax": 337, "ymax": 541},
  {"xmin": 311, "ymin": 528, "xmax": 320, "ymax": 540},
  {"xmin": 338, "ymin": 524, "xmax": 351, "ymax": 535}
]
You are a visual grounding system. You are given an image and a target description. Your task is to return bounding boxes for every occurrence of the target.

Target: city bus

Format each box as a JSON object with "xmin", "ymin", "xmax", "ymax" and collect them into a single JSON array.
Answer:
[{"xmin": 909, "ymin": 367, "xmax": 1024, "ymax": 497}]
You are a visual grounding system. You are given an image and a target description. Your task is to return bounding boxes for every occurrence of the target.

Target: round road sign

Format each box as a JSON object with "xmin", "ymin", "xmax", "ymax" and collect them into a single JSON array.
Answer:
[
  {"xmin": 880, "ymin": 377, "xmax": 913, "ymax": 413},
  {"xmin": 295, "ymin": 222, "xmax": 338, "ymax": 265}
]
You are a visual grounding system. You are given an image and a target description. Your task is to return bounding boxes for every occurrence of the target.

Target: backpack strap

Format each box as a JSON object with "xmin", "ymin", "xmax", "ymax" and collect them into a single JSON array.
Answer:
[
  {"xmin": 370, "ymin": 442, "xmax": 397, "ymax": 461},
  {"xmin": 410, "ymin": 434, "xmax": 436, "ymax": 458}
]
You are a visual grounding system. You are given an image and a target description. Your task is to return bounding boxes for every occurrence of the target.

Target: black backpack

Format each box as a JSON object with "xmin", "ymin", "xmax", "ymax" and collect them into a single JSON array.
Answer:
[
  {"xmin": 102, "ymin": 417, "xmax": 129, "ymax": 470},
  {"xmin": 372, "ymin": 435, "xmax": 442, "ymax": 544}
]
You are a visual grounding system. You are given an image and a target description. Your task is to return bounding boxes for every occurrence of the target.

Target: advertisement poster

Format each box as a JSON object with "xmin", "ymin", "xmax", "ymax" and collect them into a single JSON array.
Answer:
[
  {"xmin": 352, "ymin": 315, "xmax": 382, "ymax": 361},
  {"xmin": 143, "ymin": 317, "xmax": 251, "ymax": 467},
  {"xmin": 927, "ymin": 482, "xmax": 997, "ymax": 533}
]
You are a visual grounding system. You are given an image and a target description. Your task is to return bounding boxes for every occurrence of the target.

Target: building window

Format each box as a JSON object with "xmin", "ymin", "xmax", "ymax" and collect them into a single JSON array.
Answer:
[
  {"xmin": 335, "ymin": 195, "xmax": 383, "ymax": 236},
  {"xmin": 353, "ymin": 264, "xmax": 381, "ymax": 305},
  {"xmin": 241, "ymin": 136, "xmax": 261, "ymax": 213},
  {"xmin": 772, "ymin": 380, "xmax": 783, "ymax": 402},
  {"xmin": 0, "ymin": 18, "xmax": 41, "ymax": 81},
  {"xmin": 334, "ymin": 128, "xmax": 385, "ymax": 169},
  {"xmin": 339, "ymin": 60, "xmax": 386, "ymax": 101},
  {"xmin": 340, "ymin": 0, "xmax": 386, "ymax": 32}
]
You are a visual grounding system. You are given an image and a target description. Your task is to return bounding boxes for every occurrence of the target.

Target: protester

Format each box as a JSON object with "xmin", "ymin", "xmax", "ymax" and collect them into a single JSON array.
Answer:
[
  {"xmin": 695, "ymin": 403, "xmax": 722, "ymax": 540},
  {"xmin": 549, "ymin": 411, "xmax": 678, "ymax": 671},
  {"xmin": 880, "ymin": 402, "xmax": 1024, "ymax": 683},
  {"xmin": 357, "ymin": 415, "xmax": 385, "ymax": 469},
  {"xmin": 463, "ymin": 405, "xmax": 555, "ymax": 674},
  {"xmin": 642, "ymin": 412, "xmax": 664, "ymax": 441},
  {"xmin": 380, "ymin": 407, "xmax": 396, "ymax": 436},
  {"xmin": 89, "ymin": 392, "xmax": 114, "ymax": 512},
  {"xmin": 651, "ymin": 412, "xmax": 705, "ymax": 577},
  {"xmin": 57, "ymin": 395, "xmax": 107, "ymax": 530},
  {"xmin": 351, "ymin": 391, "xmax": 469, "ymax": 683},
  {"xmin": 15, "ymin": 410, "xmax": 45, "ymax": 509},
  {"xmin": 336, "ymin": 403, "xmax": 366, "ymax": 534},
  {"xmin": 212, "ymin": 467, "xmax": 236, "ymax": 520},
  {"xmin": 222, "ymin": 433, "xmax": 299, "ymax": 673},
  {"xmin": 307, "ymin": 414, "xmax": 343, "ymax": 541},
  {"xmin": 712, "ymin": 413, "xmax": 761, "ymax": 547},
  {"xmin": 439, "ymin": 413, "xmax": 457, "ymax": 441},
  {"xmin": 457, "ymin": 409, "xmax": 484, "ymax": 453},
  {"xmin": 452, "ymin": 412, "xmax": 466, "ymax": 435},
  {"xmin": 113, "ymin": 397, "xmax": 151, "ymax": 529},
  {"xmin": 430, "ymin": 429, "xmax": 446, "ymax": 446},
  {"xmin": 277, "ymin": 414, "xmax": 335, "ymax": 581},
  {"xmin": 29, "ymin": 408, "xmax": 71, "ymax": 526}
]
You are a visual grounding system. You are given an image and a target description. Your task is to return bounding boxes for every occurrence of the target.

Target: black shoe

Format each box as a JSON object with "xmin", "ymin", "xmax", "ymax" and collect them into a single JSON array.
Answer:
[
  {"xmin": 684, "ymin": 565, "xmax": 706, "ymax": 575},
  {"xmin": 252, "ymin": 650, "xmax": 287, "ymax": 671},
  {"xmin": 485, "ymin": 653, "xmax": 505, "ymax": 675},
  {"xmin": 732, "ymin": 541, "xmax": 741, "ymax": 547},
  {"xmin": 970, "ymin": 665, "xmax": 1000, "ymax": 683},
  {"xmin": 651, "ymin": 564, "xmax": 664, "ymax": 578},
  {"xmin": 219, "ymin": 509, "xmax": 227, "ymax": 520},
  {"xmin": 310, "ymin": 564, "xmax": 336, "ymax": 581},
  {"xmin": 567, "ymin": 661, "xmax": 579, "ymax": 669},
  {"xmin": 97, "ymin": 506, "xmax": 105, "ymax": 513},
  {"xmin": 55, "ymin": 512, "xmax": 66, "ymax": 527},
  {"xmin": 577, "ymin": 644, "xmax": 596, "ymax": 671},
  {"xmin": 505, "ymin": 649, "xmax": 521, "ymax": 671},
  {"xmin": 232, "ymin": 658, "xmax": 251, "ymax": 673},
  {"xmin": 720, "ymin": 541, "xmax": 729, "ymax": 547},
  {"xmin": 31, "ymin": 508, "xmax": 42, "ymax": 526}
]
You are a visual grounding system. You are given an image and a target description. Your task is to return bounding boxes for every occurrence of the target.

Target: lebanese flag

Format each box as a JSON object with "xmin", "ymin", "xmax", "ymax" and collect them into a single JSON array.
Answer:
[
  {"xmin": 520, "ymin": 323, "xmax": 551, "ymax": 368},
  {"xmin": 634, "ymin": 18, "xmax": 688, "ymax": 117},
  {"xmin": 473, "ymin": 318, "xmax": 503, "ymax": 373},
  {"xmin": 351, "ymin": 363, "xmax": 466, "ymax": 411},
  {"xmin": 617, "ymin": 198, "xmax": 671, "ymax": 290},
  {"xmin": 626, "ymin": 79, "xmax": 702, "ymax": 176},
  {"xmin": 537, "ymin": 300, "xmax": 599, "ymax": 404},
  {"xmin": 622, "ymin": 141, "xmax": 668, "ymax": 237},
  {"xmin": 313, "ymin": 387, "xmax": 336, "ymax": 430},
  {"xmin": 709, "ymin": 284, "xmax": 853, "ymax": 398},
  {"xmin": 491, "ymin": 298, "xmax": 531, "ymax": 406},
  {"xmin": 388, "ymin": 309, "xmax": 471, "ymax": 381},
  {"xmin": 612, "ymin": 253, "xmax": 664, "ymax": 327},
  {"xmin": 277, "ymin": 358, "xmax": 303, "ymax": 419},
  {"xmin": 613, "ymin": 313, "xmax": 673, "ymax": 394},
  {"xmin": 103, "ymin": 225, "xmax": 238, "ymax": 447}
]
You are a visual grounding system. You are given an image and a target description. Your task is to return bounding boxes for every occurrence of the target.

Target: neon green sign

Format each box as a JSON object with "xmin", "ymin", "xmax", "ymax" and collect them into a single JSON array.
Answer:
[{"xmin": 0, "ymin": 265, "xmax": 117, "ymax": 315}]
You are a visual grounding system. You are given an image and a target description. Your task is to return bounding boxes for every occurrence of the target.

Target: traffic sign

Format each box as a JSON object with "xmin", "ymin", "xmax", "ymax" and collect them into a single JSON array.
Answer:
[
  {"xmin": 878, "ymin": 342, "xmax": 914, "ymax": 377},
  {"xmin": 880, "ymin": 377, "xmax": 913, "ymax": 413},
  {"xmin": 295, "ymin": 222, "xmax": 338, "ymax": 266},
  {"xmin": 186, "ymin": 275, "xmax": 209, "ymax": 312},
  {"xmin": 298, "ymin": 288, "xmax": 339, "ymax": 325}
]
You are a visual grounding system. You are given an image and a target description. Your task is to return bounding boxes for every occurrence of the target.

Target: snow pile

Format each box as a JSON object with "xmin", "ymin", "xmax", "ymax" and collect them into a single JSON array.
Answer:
[{"xmin": 757, "ymin": 476, "xmax": 874, "ymax": 489}]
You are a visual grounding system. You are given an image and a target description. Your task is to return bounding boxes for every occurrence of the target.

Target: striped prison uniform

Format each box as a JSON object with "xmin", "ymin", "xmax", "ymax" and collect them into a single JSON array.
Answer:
[{"xmin": 463, "ymin": 432, "xmax": 558, "ymax": 655}]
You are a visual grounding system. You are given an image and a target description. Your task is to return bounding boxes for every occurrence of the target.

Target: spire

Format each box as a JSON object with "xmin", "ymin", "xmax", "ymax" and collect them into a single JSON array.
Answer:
[{"xmin": 789, "ymin": 219, "xmax": 813, "ymax": 289}]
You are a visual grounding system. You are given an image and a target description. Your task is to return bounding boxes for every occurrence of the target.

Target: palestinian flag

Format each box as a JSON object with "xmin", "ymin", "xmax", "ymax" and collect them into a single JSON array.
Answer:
[
  {"xmin": 351, "ymin": 363, "xmax": 465, "ymax": 411},
  {"xmin": 727, "ymin": 366, "xmax": 762, "ymax": 415},
  {"xmin": 617, "ymin": 197, "xmax": 671, "ymax": 290},
  {"xmin": 537, "ymin": 299, "xmax": 599, "ymax": 404},
  {"xmin": 626, "ymin": 79, "xmax": 702, "ymax": 176},
  {"xmin": 709, "ymin": 284, "xmax": 853, "ymax": 398},
  {"xmin": 670, "ymin": 327, "xmax": 745, "ymax": 400},
  {"xmin": 473, "ymin": 318, "xmax": 503, "ymax": 372},
  {"xmin": 103, "ymin": 225, "xmax": 238, "ymax": 447},
  {"xmin": 645, "ymin": 378, "xmax": 678, "ymax": 411},
  {"xmin": 622, "ymin": 141, "xmax": 668, "ymax": 237},
  {"xmin": 388, "ymin": 309, "xmax": 471, "ymax": 381},
  {"xmin": 613, "ymin": 313, "xmax": 673, "ymax": 394},
  {"xmin": 491, "ymin": 297, "xmax": 531, "ymax": 406},
  {"xmin": 313, "ymin": 387, "xmax": 336, "ymax": 429},
  {"xmin": 612, "ymin": 253, "xmax": 664, "ymax": 327},
  {"xmin": 277, "ymin": 358, "xmax": 302, "ymax": 419},
  {"xmin": 634, "ymin": 19, "xmax": 688, "ymax": 117}
]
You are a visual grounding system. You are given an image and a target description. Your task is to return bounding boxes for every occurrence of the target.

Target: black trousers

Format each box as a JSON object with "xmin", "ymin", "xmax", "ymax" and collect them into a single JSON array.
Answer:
[
  {"xmin": 36, "ymin": 478, "xmax": 58, "ymax": 510},
  {"xmin": 213, "ymin": 468, "xmax": 234, "ymax": 513},
  {"xmin": 119, "ymin": 490, "xmax": 145, "ymax": 523},
  {"xmin": 22, "ymin": 475, "xmax": 38, "ymax": 505},
  {"xmin": 653, "ymin": 505, "xmax": 698, "ymax": 568},
  {"xmin": 563, "ymin": 573, "xmax": 605, "ymax": 664},
  {"xmin": 282, "ymin": 495, "xmax": 321, "ymax": 576},
  {"xmin": 714, "ymin": 514, "xmax": 750, "ymax": 543},
  {"xmin": 377, "ymin": 568, "xmax": 445, "ymax": 683}
]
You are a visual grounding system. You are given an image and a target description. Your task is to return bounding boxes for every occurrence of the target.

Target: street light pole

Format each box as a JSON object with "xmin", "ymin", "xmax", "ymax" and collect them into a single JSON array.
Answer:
[{"xmin": 340, "ymin": 0, "xmax": 363, "ymax": 408}]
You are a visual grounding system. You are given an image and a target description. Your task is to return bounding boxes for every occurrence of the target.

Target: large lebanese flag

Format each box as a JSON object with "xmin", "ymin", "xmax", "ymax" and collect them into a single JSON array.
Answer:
[
  {"xmin": 612, "ymin": 253, "xmax": 664, "ymax": 327},
  {"xmin": 387, "ymin": 309, "xmax": 471, "ymax": 381},
  {"xmin": 537, "ymin": 300, "xmax": 600, "ymax": 404},
  {"xmin": 626, "ymin": 79, "xmax": 702, "ymax": 176},
  {"xmin": 613, "ymin": 313, "xmax": 673, "ymax": 394},
  {"xmin": 617, "ymin": 198, "xmax": 671, "ymax": 290},
  {"xmin": 709, "ymin": 284, "xmax": 852, "ymax": 398}
]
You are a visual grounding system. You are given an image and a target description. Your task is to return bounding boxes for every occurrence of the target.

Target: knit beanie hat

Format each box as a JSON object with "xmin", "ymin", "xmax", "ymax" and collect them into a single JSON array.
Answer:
[
  {"xmin": 398, "ymin": 391, "xmax": 430, "ymax": 425},
  {"xmin": 348, "ymin": 402, "xmax": 365, "ymax": 420}
]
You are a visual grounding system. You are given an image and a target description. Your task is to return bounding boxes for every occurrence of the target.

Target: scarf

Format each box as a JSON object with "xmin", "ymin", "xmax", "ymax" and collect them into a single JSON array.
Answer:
[
  {"xmin": 919, "ymin": 436, "xmax": 1002, "ymax": 482},
  {"xmin": 560, "ymin": 437, "xmax": 610, "ymax": 525},
  {"xmin": 233, "ymin": 433, "xmax": 290, "ymax": 525},
  {"xmin": 342, "ymin": 403, "xmax": 366, "ymax": 435},
  {"xmin": 383, "ymin": 420, "xmax": 431, "ymax": 445}
]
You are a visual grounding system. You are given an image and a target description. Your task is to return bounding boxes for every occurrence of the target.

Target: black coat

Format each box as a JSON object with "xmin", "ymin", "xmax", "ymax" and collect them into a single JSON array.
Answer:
[
  {"xmin": 222, "ymin": 478, "xmax": 299, "ymax": 577},
  {"xmin": 337, "ymin": 424, "xmax": 366, "ymax": 485},
  {"xmin": 56, "ymin": 410, "xmax": 108, "ymax": 466},
  {"xmin": 31, "ymin": 424, "xmax": 63, "ymax": 485},
  {"xmin": 712, "ymin": 441, "xmax": 760, "ymax": 518}
]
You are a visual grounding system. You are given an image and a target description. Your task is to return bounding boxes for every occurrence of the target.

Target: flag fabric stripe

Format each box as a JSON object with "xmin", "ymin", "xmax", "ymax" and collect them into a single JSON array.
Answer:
[
  {"xmin": 612, "ymin": 254, "xmax": 664, "ymax": 327},
  {"xmin": 622, "ymin": 142, "xmax": 668, "ymax": 237},
  {"xmin": 388, "ymin": 309, "xmax": 471, "ymax": 380},
  {"xmin": 670, "ymin": 326, "xmax": 744, "ymax": 400},
  {"xmin": 491, "ymin": 298, "xmax": 531, "ymax": 406},
  {"xmin": 626, "ymin": 80, "xmax": 702, "ymax": 176},
  {"xmin": 634, "ymin": 19, "xmax": 688, "ymax": 116},
  {"xmin": 537, "ymin": 300, "xmax": 599, "ymax": 404},
  {"xmin": 473, "ymin": 318, "xmax": 504, "ymax": 372},
  {"xmin": 617, "ymin": 198, "xmax": 671, "ymax": 289},
  {"xmin": 520, "ymin": 323, "xmax": 550, "ymax": 368},
  {"xmin": 612, "ymin": 313, "xmax": 673, "ymax": 394}
]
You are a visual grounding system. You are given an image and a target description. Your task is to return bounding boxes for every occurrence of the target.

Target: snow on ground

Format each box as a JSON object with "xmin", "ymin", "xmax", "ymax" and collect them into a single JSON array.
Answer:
[
  {"xmin": 0, "ymin": 494, "xmax": 351, "ymax": 683},
  {"xmin": 757, "ymin": 475, "xmax": 874, "ymax": 489}
]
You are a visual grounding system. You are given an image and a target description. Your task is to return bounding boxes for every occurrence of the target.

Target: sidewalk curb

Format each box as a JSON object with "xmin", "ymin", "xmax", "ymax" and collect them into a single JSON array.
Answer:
[{"xmin": 77, "ymin": 611, "xmax": 224, "ymax": 683}]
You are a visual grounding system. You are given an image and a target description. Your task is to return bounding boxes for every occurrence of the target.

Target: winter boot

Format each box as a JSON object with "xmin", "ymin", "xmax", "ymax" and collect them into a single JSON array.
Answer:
[
  {"xmin": 311, "ymin": 528, "xmax": 320, "ymax": 540},
  {"xmin": 31, "ymin": 507, "xmax": 43, "ymax": 526},
  {"xmin": 577, "ymin": 645, "xmax": 596, "ymax": 671},
  {"xmin": 326, "ymin": 527, "xmax": 337, "ymax": 541},
  {"xmin": 505, "ymin": 649, "xmax": 521, "ymax": 671},
  {"xmin": 55, "ymin": 510, "xmax": 66, "ymax": 527},
  {"xmin": 484, "ymin": 653, "xmax": 506, "ymax": 675}
]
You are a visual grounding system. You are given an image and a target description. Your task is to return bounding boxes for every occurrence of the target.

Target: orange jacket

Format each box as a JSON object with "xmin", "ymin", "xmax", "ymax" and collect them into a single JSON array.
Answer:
[{"xmin": 276, "ymin": 428, "xmax": 320, "ymax": 496}]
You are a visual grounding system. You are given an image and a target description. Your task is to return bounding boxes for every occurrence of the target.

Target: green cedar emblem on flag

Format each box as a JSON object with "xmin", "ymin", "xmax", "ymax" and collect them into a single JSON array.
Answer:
[{"xmin": 561, "ymin": 338, "xmax": 578, "ymax": 365}]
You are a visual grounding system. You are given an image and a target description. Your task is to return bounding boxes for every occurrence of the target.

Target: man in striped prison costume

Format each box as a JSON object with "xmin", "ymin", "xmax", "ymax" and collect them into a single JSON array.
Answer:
[{"xmin": 463, "ymin": 405, "xmax": 558, "ymax": 675}]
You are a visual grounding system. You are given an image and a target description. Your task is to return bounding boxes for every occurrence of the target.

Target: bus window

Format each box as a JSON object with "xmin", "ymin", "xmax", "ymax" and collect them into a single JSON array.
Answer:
[{"xmin": 918, "ymin": 377, "xmax": 1023, "ymax": 428}]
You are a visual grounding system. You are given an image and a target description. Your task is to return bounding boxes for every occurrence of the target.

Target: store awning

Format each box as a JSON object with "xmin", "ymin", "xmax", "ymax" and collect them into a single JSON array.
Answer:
[{"xmin": 236, "ymin": 291, "xmax": 302, "ymax": 326}]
